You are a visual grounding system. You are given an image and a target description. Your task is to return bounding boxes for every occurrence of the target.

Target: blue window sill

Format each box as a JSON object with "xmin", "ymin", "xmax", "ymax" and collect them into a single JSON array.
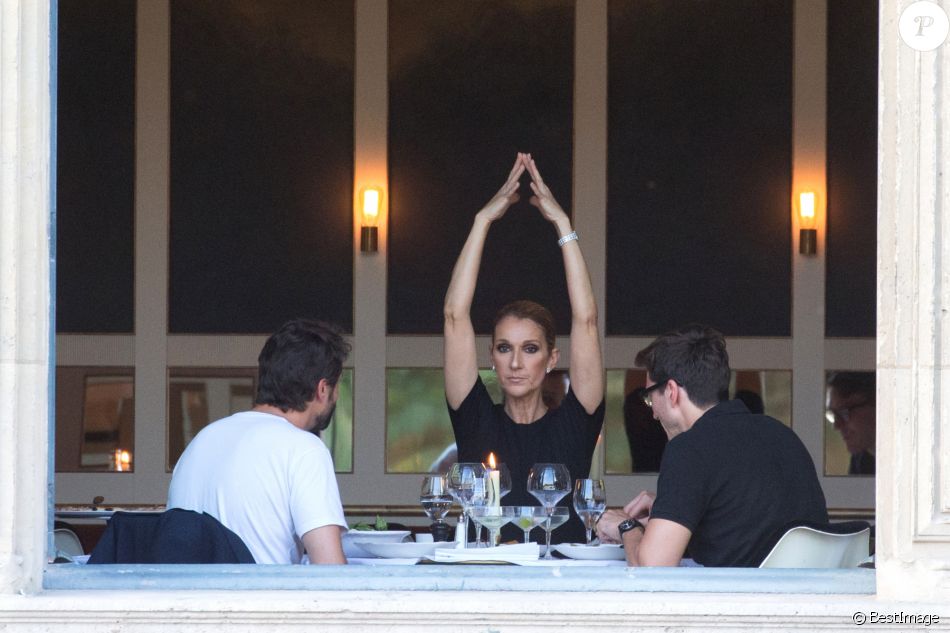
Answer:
[{"xmin": 45, "ymin": 564, "xmax": 875, "ymax": 594}]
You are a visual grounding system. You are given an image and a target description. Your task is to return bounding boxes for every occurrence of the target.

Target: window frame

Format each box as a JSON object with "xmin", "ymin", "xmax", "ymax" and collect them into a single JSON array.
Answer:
[{"xmin": 42, "ymin": 0, "xmax": 878, "ymax": 601}]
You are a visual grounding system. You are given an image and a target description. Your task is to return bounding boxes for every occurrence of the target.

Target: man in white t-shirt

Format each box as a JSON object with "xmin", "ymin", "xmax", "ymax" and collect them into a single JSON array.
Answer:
[{"xmin": 168, "ymin": 319, "xmax": 350, "ymax": 564}]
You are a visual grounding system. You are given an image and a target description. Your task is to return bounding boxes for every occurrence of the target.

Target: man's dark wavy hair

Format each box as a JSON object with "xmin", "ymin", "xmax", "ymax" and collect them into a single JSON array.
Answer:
[
  {"xmin": 254, "ymin": 319, "xmax": 351, "ymax": 412},
  {"xmin": 827, "ymin": 371, "xmax": 875, "ymax": 402},
  {"xmin": 635, "ymin": 324, "xmax": 730, "ymax": 407}
]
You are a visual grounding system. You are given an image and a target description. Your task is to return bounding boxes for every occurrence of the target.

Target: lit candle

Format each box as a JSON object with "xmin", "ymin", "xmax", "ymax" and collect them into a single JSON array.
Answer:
[{"xmin": 487, "ymin": 452, "xmax": 500, "ymax": 507}]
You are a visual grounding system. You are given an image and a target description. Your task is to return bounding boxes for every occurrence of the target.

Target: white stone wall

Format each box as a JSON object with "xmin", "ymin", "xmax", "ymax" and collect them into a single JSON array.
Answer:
[
  {"xmin": 0, "ymin": 0, "xmax": 51, "ymax": 596},
  {"xmin": 876, "ymin": 0, "xmax": 950, "ymax": 602}
]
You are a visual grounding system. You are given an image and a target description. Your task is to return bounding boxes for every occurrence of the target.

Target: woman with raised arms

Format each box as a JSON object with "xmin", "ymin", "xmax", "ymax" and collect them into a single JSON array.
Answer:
[{"xmin": 443, "ymin": 153, "xmax": 605, "ymax": 544}]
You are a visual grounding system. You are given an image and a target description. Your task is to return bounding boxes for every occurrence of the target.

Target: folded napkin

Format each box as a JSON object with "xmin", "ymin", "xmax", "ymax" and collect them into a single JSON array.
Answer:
[{"xmin": 430, "ymin": 543, "xmax": 540, "ymax": 563}]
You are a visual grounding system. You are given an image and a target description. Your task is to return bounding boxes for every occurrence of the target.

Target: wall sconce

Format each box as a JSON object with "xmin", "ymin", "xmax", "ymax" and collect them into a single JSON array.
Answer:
[
  {"xmin": 797, "ymin": 191, "xmax": 817, "ymax": 255},
  {"xmin": 359, "ymin": 186, "xmax": 382, "ymax": 253}
]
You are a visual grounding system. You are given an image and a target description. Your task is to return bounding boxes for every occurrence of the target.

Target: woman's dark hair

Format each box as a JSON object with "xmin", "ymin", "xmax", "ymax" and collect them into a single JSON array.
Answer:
[
  {"xmin": 492, "ymin": 300, "xmax": 556, "ymax": 351},
  {"xmin": 254, "ymin": 319, "xmax": 351, "ymax": 412},
  {"xmin": 635, "ymin": 324, "xmax": 730, "ymax": 407}
]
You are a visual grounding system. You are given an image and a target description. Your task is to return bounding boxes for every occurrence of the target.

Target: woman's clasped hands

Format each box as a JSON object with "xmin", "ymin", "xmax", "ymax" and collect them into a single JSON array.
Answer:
[{"xmin": 477, "ymin": 152, "xmax": 570, "ymax": 228}]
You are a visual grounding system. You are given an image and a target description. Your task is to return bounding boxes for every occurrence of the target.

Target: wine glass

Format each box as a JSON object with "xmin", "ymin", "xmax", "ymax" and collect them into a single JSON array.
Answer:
[
  {"xmin": 447, "ymin": 462, "xmax": 485, "ymax": 547},
  {"xmin": 528, "ymin": 464, "xmax": 572, "ymax": 558},
  {"xmin": 468, "ymin": 474, "xmax": 490, "ymax": 547},
  {"xmin": 470, "ymin": 506, "xmax": 517, "ymax": 548},
  {"xmin": 513, "ymin": 506, "xmax": 548, "ymax": 544},
  {"xmin": 420, "ymin": 474, "xmax": 453, "ymax": 535},
  {"xmin": 526, "ymin": 463, "xmax": 571, "ymax": 512},
  {"xmin": 539, "ymin": 507, "xmax": 571, "ymax": 559},
  {"xmin": 572, "ymin": 478, "xmax": 607, "ymax": 545}
]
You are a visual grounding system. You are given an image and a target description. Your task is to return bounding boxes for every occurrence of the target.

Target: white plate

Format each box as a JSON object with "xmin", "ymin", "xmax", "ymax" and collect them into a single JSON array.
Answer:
[
  {"xmin": 345, "ymin": 529, "xmax": 412, "ymax": 543},
  {"xmin": 342, "ymin": 530, "xmax": 411, "ymax": 558},
  {"xmin": 553, "ymin": 543, "xmax": 626, "ymax": 561},
  {"xmin": 357, "ymin": 541, "xmax": 456, "ymax": 559}
]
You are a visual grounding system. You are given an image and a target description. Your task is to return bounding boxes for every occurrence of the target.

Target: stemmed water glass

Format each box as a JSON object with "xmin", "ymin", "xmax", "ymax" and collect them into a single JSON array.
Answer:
[
  {"xmin": 527, "ymin": 463, "xmax": 572, "ymax": 557},
  {"xmin": 468, "ymin": 475, "xmax": 490, "ymax": 546},
  {"xmin": 447, "ymin": 462, "xmax": 485, "ymax": 547},
  {"xmin": 539, "ymin": 507, "xmax": 571, "ymax": 559},
  {"xmin": 513, "ymin": 506, "xmax": 548, "ymax": 544},
  {"xmin": 470, "ymin": 506, "xmax": 517, "ymax": 548},
  {"xmin": 572, "ymin": 478, "xmax": 607, "ymax": 545},
  {"xmin": 420, "ymin": 474, "xmax": 453, "ymax": 536}
]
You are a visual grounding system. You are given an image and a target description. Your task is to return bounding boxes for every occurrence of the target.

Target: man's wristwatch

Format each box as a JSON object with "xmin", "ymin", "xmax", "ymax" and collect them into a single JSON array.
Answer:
[{"xmin": 617, "ymin": 518, "xmax": 645, "ymax": 539}]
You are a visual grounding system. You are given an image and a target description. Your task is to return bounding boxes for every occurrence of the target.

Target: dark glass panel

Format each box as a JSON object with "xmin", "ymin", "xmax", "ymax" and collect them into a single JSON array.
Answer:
[
  {"xmin": 56, "ymin": 0, "xmax": 135, "ymax": 333},
  {"xmin": 826, "ymin": 0, "xmax": 877, "ymax": 338},
  {"xmin": 388, "ymin": 0, "xmax": 575, "ymax": 334},
  {"xmin": 170, "ymin": 0, "xmax": 354, "ymax": 333},
  {"xmin": 606, "ymin": 0, "xmax": 793, "ymax": 336}
]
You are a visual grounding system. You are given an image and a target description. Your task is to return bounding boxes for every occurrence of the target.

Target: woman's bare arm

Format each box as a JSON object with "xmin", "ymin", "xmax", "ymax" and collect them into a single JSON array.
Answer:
[
  {"xmin": 444, "ymin": 154, "xmax": 526, "ymax": 408},
  {"xmin": 525, "ymin": 155, "xmax": 604, "ymax": 413}
]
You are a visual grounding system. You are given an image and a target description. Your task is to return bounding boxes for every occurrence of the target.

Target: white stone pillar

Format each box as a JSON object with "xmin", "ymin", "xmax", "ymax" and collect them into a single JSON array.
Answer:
[
  {"xmin": 0, "ymin": 0, "xmax": 52, "ymax": 594},
  {"xmin": 347, "ymin": 0, "xmax": 389, "ymax": 504},
  {"xmin": 877, "ymin": 0, "xmax": 950, "ymax": 602}
]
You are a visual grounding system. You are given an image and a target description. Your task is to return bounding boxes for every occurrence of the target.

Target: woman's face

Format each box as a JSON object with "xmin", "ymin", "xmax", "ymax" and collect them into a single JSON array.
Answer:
[{"xmin": 491, "ymin": 316, "xmax": 556, "ymax": 399}]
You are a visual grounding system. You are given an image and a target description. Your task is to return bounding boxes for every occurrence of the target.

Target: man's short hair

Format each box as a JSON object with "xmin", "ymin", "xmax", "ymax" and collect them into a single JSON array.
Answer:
[
  {"xmin": 635, "ymin": 324, "xmax": 730, "ymax": 408},
  {"xmin": 827, "ymin": 371, "xmax": 875, "ymax": 403},
  {"xmin": 254, "ymin": 319, "xmax": 351, "ymax": 412}
]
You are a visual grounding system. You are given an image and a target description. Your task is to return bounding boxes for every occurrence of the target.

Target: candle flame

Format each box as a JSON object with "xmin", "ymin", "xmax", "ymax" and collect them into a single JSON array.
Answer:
[
  {"xmin": 113, "ymin": 448, "xmax": 132, "ymax": 472},
  {"xmin": 487, "ymin": 452, "xmax": 497, "ymax": 469}
]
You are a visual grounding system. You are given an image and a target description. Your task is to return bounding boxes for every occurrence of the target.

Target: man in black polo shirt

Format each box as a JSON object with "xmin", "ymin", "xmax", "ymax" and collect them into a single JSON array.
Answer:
[{"xmin": 597, "ymin": 324, "xmax": 828, "ymax": 567}]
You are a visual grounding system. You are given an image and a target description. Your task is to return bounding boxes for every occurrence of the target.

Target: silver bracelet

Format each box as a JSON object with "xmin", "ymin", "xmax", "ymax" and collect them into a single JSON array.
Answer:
[{"xmin": 557, "ymin": 231, "xmax": 578, "ymax": 247}]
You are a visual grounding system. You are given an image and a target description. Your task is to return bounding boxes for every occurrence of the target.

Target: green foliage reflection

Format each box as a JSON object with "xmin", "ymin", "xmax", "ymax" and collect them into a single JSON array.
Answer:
[
  {"xmin": 386, "ymin": 368, "xmax": 501, "ymax": 473},
  {"xmin": 323, "ymin": 368, "xmax": 353, "ymax": 472}
]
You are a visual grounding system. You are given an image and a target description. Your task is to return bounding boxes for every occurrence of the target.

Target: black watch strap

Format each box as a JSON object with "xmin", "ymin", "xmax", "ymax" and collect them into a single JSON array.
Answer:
[{"xmin": 617, "ymin": 518, "xmax": 645, "ymax": 538}]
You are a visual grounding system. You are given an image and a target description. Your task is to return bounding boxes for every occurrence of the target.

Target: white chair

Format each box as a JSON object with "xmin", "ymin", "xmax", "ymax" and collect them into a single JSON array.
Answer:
[
  {"xmin": 53, "ymin": 528, "xmax": 85, "ymax": 558},
  {"xmin": 758, "ymin": 521, "xmax": 870, "ymax": 568}
]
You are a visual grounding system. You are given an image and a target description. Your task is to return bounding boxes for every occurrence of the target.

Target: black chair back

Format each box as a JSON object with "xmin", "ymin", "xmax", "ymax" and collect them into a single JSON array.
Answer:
[{"xmin": 88, "ymin": 508, "xmax": 255, "ymax": 564}]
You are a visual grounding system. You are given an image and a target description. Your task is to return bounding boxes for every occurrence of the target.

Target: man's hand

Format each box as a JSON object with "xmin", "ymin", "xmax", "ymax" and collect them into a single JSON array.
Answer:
[
  {"xmin": 623, "ymin": 490, "xmax": 656, "ymax": 519},
  {"xmin": 596, "ymin": 508, "xmax": 630, "ymax": 543},
  {"xmin": 596, "ymin": 489, "xmax": 656, "ymax": 543}
]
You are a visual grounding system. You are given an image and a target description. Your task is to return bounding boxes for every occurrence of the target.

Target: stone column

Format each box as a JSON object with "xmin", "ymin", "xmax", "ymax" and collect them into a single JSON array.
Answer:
[
  {"xmin": 877, "ymin": 0, "xmax": 950, "ymax": 602},
  {"xmin": 0, "ymin": 0, "xmax": 52, "ymax": 594}
]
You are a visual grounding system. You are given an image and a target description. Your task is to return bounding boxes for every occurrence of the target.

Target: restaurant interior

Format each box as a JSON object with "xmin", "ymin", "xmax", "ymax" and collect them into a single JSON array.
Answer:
[{"xmin": 52, "ymin": 0, "xmax": 877, "ymax": 556}]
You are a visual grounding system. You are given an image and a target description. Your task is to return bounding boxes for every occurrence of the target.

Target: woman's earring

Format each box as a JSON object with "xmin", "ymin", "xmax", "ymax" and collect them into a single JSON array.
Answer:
[
  {"xmin": 491, "ymin": 365, "xmax": 496, "ymax": 372},
  {"xmin": 545, "ymin": 367, "xmax": 551, "ymax": 374}
]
